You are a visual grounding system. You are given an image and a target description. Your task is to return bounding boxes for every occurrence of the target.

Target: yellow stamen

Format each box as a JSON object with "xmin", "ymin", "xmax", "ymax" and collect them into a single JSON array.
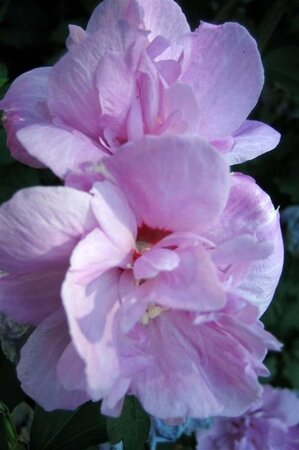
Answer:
[{"xmin": 140, "ymin": 304, "xmax": 168, "ymax": 325}]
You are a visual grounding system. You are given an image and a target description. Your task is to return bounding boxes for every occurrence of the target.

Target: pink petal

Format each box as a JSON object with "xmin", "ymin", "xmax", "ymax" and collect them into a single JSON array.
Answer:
[
  {"xmin": 180, "ymin": 22, "xmax": 264, "ymax": 140},
  {"xmin": 0, "ymin": 67, "xmax": 51, "ymax": 167},
  {"xmin": 133, "ymin": 247, "xmax": 180, "ymax": 279},
  {"xmin": 86, "ymin": 0, "xmax": 143, "ymax": 34},
  {"xmin": 0, "ymin": 269, "xmax": 63, "ymax": 326},
  {"xmin": 210, "ymin": 234, "xmax": 272, "ymax": 287},
  {"xmin": 95, "ymin": 51, "xmax": 135, "ymax": 134},
  {"xmin": 138, "ymin": 0, "xmax": 190, "ymax": 41},
  {"xmin": 69, "ymin": 228, "xmax": 130, "ymax": 285},
  {"xmin": 130, "ymin": 310, "xmax": 275, "ymax": 418},
  {"xmin": 56, "ymin": 343, "xmax": 87, "ymax": 392},
  {"xmin": 17, "ymin": 309, "xmax": 88, "ymax": 411},
  {"xmin": 48, "ymin": 21, "xmax": 147, "ymax": 139},
  {"xmin": 206, "ymin": 173, "xmax": 283, "ymax": 315},
  {"xmin": 228, "ymin": 120, "xmax": 281, "ymax": 165},
  {"xmin": 261, "ymin": 386, "xmax": 299, "ymax": 427},
  {"xmin": 62, "ymin": 269, "xmax": 121, "ymax": 400},
  {"xmin": 91, "ymin": 181, "xmax": 137, "ymax": 252},
  {"xmin": 0, "ymin": 186, "xmax": 94, "ymax": 273},
  {"xmin": 105, "ymin": 135, "xmax": 230, "ymax": 233},
  {"xmin": 17, "ymin": 124, "xmax": 105, "ymax": 179},
  {"xmin": 138, "ymin": 52, "xmax": 161, "ymax": 133},
  {"xmin": 161, "ymin": 83, "xmax": 199, "ymax": 134},
  {"xmin": 66, "ymin": 24, "xmax": 87, "ymax": 50},
  {"xmin": 87, "ymin": 0, "xmax": 190, "ymax": 42},
  {"xmin": 120, "ymin": 245, "xmax": 225, "ymax": 332},
  {"xmin": 138, "ymin": 246, "xmax": 225, "ymax": 312}
]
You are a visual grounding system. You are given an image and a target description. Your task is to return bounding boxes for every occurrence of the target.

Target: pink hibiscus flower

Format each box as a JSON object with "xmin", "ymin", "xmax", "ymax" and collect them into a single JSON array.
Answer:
[
  {"xmin": 197, "ymin": 385, "xmax": 299, "ymax": 450},
  {"xmin": 0, "ymin": 0, "xmax": 279, "ymax": 176},
  {"xmin": 0, "ymin": 136, "xmax": 283, "ymax": 418}
]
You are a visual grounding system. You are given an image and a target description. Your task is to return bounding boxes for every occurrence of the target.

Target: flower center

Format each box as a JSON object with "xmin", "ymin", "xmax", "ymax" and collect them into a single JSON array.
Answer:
[
  {"xmin": 137, "ymin": 224, "xmax": 170, "ymax": 245},
  {"xmin": 140, "ymin": 304, "xmax": 168, "ymax": 325}
]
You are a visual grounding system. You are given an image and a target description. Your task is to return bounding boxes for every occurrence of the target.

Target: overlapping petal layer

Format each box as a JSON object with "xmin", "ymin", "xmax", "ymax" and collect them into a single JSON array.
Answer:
[
  {"xmin": 0, "ymin": 135, "xmax": 283, "ymax": 417},
  {"xmin": 0, "ymin": 0, "xmax": 280, "ymax": 173},
  {"xmin": 197, "ymin": 385, "xmax": 299, "ymax": 449}
]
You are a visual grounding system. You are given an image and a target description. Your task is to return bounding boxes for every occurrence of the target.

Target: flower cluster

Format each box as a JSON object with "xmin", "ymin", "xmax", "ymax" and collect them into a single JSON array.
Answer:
[
  {"xmin": 0, "ymin": 0, "xmax": 283, "ymax": 422},
  {"xmin": 196, "ymin": 386, "xmax": 299, "ymax": 450}
]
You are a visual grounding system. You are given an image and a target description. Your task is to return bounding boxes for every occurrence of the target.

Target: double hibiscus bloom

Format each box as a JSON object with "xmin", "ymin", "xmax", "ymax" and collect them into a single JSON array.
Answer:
[{"xmin": 0, "ymin": 0, "xmax": 283, "ymax": 420}]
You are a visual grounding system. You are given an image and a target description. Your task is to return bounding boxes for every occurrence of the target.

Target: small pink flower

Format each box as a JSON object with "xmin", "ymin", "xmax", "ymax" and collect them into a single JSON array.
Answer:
[
  {"xmin": 0, "ymin": 136, "xmax": 283, "ymax": 417},
  {"xmin": 197, "ymin": 385, "xmax": 299, "ymax": 450},
  {"xmin": 0, "ymin": 0, "xmax": 279, "ymax": 176}
]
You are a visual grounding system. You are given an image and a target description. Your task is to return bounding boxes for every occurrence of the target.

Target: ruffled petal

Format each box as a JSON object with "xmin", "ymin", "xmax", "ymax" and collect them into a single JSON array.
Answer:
[
  {"xmin": 129, "ymin": 310, "xmax": 277, "ymax": 418},
  {"xmin": 105, "ymin": 135, "xmax": 230, "ymax": 233},
  {"xmin": 0, "ymin": 186, "xmax": 94, "ymax": 273},
  {"xmin": 17, "ymin": 309, "xmax": 88, "ymax": 411},
  {"xmin": 62, "ymin": 269, "xmax": 121, "ymax": 400},
  {"xmin": 66, "ymin": 24, "xmax": 87, "ymax": 50},
  {"xmin": 86, "ymin": 0, "xmax": 143, "ymax": 34},
  {"xmin": 0, "ymin": 269, "xmax": 64, "ymax": 326},
  {"xmin": 17, "ymin": 124, "xmax": 105, "ymax": 179},
  {"xmin": 133, "ymin": 247, "xmax": 180, "ymax": 280},
  {"xmin": 228, "ymin": 120, "xmax": 281, "ymax": 165},
  {"xmin": 206, "ymin": 173, "xmax": 283, "ymax": 315},
  {"xmin": 48, "ymin": 20, "xmax": 147, "ymax": 139},
  {"xmin": 87, "ymin": 0, "xmax": 190, "ymax": 42},
  {"xmin": 0, "ymin": 67, "xmax": 51, "ymax": 167},
  {"xmin": 91, "ymin": 181, "xmax": 137, "ymax": 251},
  {"xmin": 120, "ymin": 245, "xmax": 225, "ymax": 333},
  {"xmin": 181, "ymin": 22, "xmax": 264, "ymax": 140},
  {"xmin": 69, "ymin": 228, "xmax": 131, "ymax": 285},
  {"xmin": 138, "ymin": 0, "xmax": 190, "ymax": 41}
]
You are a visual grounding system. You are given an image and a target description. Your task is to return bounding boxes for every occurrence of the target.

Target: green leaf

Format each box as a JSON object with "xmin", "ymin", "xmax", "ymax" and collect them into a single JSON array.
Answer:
[
  {"xmin": 283, "ymin": 348, "xmax": 299, "ymax": 389},
  {"xmin": 0, "ymin": 348, "xmax": 25, "ymax": 410},
  {"xmin": 265, "ymin": 46, "xmax": 299, "ymax": 102},
  {"xmin": 0, "ymin": 402, "xmax": 18, "ymax": 450},
  {"xmin": 30, "ymin": 401, "xmax": 108, "ymax": 450},
  {"xmin": 0, "ymin": 163, "xmax": 40, "ymax": 204},
  {"xmin": 107, "ymin": 396, "xmax": 150, "ymax": 450},
  {"xmin": 0, "ymin": 128, "xmax": 14, "ymax": 166},
  {"xmin": 0, "ymin": 63, "xmax": 8, "ymax": 88}
]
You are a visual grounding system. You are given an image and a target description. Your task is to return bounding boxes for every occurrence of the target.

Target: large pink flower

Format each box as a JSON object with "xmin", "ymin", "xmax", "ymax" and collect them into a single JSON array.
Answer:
[
  {"xmin": 197, "ymin": 385, "xmax": 299, "ymax": 450},
  {"xmin": 0, "ymin": 136, "xmax": 282, "ymax": 417},
  {"xmin": 0, "ymin": 0, "xmax": 279, "ymax": 175}
]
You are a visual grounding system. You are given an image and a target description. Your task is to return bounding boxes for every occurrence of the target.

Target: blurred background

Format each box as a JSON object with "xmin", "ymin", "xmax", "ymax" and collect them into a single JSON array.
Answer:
[{"xmin": 0, "ymin": 1, "xmax": 298, "ymax": 449}]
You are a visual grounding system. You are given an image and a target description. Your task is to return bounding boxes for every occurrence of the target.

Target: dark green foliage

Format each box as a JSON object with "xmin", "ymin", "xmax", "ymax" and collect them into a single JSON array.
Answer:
[
  {"xmin": 107, "ymin": 396, "xmax": 151, "ymax": 450},
  {"xmin": 0, "ymin": 348, "xmax": 25, "ymax": 410},
  {"xmin": 30, "ymin": 402, "xmax": 108, "ymax": 450}
]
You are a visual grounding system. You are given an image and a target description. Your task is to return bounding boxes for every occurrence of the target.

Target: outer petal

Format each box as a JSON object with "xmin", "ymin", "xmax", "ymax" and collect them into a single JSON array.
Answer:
[
  {"xmin": 133, "ymin": 247, "xmax": 180, "ymax": 279},
  {"xmin": 0, "ymin": 68, "xmax": 51, "ymax": 167},
  {"xmin": 17, "ymin": 124, "xmax": 105, "ymax": 179},
  {"xmin": 206, "ymin": 173, "xmax": 283, "ymax": 315},
  {"xmin": 121, "ymin": 246, "xmax": 225, "ymax": 333},
  {"xmin": 17, "ymin": 309, "xmax": 88, "ymax": 411},
  {"xmin": 228, "ymin": 120, "xmax": 281, "ymax": 165},
  {"xmin": 62, "ymin": 269, "xmax": 121, "ymax": 400},
  {"xmin": 91, "ymin": 181, "xmax": 137, "ymax": 251},
  {"xmin": 105, "ymin": 135, "xmax": 230, "ymax": 233},
  {"xmin": 180, "ymin": 22, "xmax": 264, "ymax": 140},
  {"xmin": 86, "ymin": 0, "xmax": 143, "ymax": 34},
  {"xmin": 0, "ymin": 269, "xmax": 63, "ymax": 326},
  {"xmin": 69, "ymin": 228, "xmax": 131, "ymax": 285},
  {"xmin": 137, "ymin": 0, "xmax": 190, "ymax": 41},
  {"xmin": 87, "ymin": 0, "xmax": 190, "ymax": 42},
  {"xmin": 261, "ymin": 386, "xmax": 299, "ymax": 427},
  {"xmin": 129, "ymin": 310, "xmax": 276, "ymax": 418},
  {"xmin": 66, "ymin": 24, "xmax": 87, "ymax": 50},
  {"xmin": 48, "ymin": 21, "xmax": 147, "ymax": 139},
  {"xmin": 0, "ymin": 186, "xmax": 94, "ymax": 272}
]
